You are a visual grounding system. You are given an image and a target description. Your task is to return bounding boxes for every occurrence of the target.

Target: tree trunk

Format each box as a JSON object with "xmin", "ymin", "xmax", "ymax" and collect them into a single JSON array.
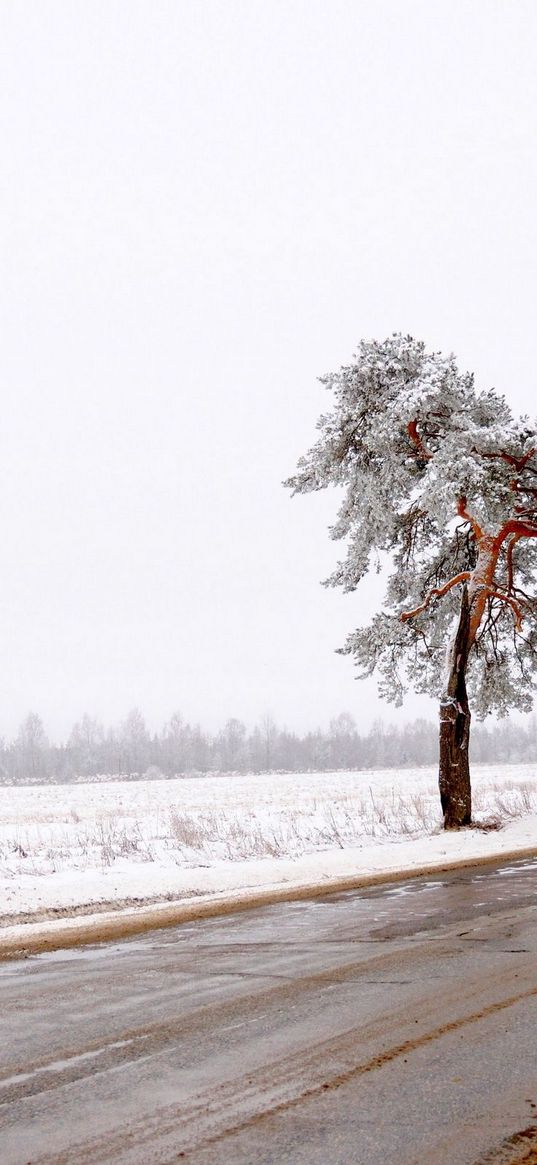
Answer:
[{"xmin": 438, "ymin": 584, "xmax": 472, "ymax": 828}]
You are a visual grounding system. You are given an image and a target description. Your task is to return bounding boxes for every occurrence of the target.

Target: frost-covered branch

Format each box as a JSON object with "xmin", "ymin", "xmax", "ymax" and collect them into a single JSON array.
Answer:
[{"xmin": 476, "ymin": 446, "xmax": 537, "ymax": 472}]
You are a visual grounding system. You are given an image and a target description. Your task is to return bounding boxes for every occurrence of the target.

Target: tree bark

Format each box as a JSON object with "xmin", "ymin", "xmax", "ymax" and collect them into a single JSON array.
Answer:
[{"xmin": 438, "ymin": 584, "xmax": 472, "ymax": 828}]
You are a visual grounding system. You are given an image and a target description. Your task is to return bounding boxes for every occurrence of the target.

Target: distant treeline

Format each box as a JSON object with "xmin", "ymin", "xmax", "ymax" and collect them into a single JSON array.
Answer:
[{"xmin": 1, "ymin": 709, "xmax": 537, "ymax": 785}]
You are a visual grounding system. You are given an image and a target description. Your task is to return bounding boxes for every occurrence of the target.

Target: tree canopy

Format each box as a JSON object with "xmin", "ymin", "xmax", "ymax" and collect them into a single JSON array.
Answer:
[{"xmin": 285, "ymin": 335, "xmax": 537, "ymax": 782}]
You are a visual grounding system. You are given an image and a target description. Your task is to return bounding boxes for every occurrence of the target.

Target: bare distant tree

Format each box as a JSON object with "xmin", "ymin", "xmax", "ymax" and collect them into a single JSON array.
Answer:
[
  {"xmin": 16, "ymin": 712, "xmax": 49, "ymax": 781},
  {"xmin": 120, "ymin": 708, "xmax": 150, "ymax": 775},
  {"xmin": 68, "ymin": 714, "xmax": 105, "ymax": 776}
]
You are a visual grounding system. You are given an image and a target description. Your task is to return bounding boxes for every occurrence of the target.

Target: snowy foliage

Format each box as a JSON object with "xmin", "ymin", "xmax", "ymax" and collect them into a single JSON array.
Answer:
[{"xmin": 286, "ymin": 335, "xmax": 537, "ymax": 717}]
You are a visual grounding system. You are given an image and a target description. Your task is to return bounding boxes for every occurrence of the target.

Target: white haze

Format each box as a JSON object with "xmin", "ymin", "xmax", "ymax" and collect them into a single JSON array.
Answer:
[{"xmin": 2, "ymin": 1, "xmax": 537, "ymax": 739}]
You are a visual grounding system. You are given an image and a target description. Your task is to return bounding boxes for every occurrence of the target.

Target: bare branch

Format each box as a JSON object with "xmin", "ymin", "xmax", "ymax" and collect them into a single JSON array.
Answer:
[
  {"xmin": 492, "ymin": 518, "xmax": 537, "ymax": 555},
  {"xmin": 401, "ymin": 571, "xmax": 472, "ymax": 622},
  {"xmin": 484, "ymin": 589, "xmax": 525, "ymax": 631}
]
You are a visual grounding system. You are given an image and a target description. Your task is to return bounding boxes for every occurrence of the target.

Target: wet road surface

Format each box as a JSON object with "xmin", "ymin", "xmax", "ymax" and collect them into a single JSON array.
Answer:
[{"xmin": 3, "ymin": 857, "xmax": 537, "ymax": 1163}]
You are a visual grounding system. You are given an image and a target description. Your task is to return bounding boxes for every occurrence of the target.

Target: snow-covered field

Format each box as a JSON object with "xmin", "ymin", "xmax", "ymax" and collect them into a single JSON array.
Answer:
[{"xmin": 2, "ymin": 764, "xmax": 537, "ymax": 926}]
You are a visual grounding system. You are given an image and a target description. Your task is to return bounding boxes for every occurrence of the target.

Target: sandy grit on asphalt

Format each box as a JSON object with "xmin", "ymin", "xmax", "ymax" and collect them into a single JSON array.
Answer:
[{"xmin": 2, "ymin": 838, "xmax": 537, "ymax": 960}]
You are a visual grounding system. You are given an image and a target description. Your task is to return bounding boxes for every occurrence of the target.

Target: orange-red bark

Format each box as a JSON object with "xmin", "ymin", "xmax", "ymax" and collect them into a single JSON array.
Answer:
[{"xmin": 402, "ymin": 424, "xmax": 537, "ymax": 647}]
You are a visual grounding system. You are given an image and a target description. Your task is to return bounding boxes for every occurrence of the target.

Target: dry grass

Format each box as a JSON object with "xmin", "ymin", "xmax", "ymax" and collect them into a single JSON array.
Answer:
[
  {"xmin": 472, "ymin": 779, "xmax": 537, "ymax": 818},
  {"xmin": 1, "ymin": 773, "xmax": 537, "ymax": 876}
]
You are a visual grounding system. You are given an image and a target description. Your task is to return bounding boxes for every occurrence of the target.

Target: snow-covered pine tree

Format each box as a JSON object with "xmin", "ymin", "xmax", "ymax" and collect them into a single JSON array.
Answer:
[{"xmin": 285, "ymin": 334, "xmax": 537, "ymax": 828}]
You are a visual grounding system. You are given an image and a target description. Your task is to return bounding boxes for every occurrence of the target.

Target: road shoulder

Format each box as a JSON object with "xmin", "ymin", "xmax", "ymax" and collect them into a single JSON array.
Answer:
[{"xmin": 2, "ymin": 819, "xmax": 537, "ymax": 959}]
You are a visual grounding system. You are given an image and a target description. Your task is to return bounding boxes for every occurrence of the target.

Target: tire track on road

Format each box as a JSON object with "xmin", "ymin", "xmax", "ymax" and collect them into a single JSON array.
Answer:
[{"xmin": 27, "ymin": 976, "xmax": 537, "ymax": 1165}]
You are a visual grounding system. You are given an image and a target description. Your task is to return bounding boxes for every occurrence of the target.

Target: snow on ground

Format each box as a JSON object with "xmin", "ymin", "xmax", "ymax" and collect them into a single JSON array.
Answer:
[{"xmin": 1, "ymin": 764, "xmax": 537, "ymax": 929}]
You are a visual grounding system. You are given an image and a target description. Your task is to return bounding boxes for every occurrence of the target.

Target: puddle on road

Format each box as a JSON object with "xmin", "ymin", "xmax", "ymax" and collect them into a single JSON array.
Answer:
[{"xmin": 295, "ymin": 857, "xmax": 537, "ymax": 944}]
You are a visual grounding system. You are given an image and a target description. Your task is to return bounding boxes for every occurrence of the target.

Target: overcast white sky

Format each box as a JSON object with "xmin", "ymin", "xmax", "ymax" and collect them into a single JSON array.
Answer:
[{"xmin": 2, "ymin": 0, "xmax": 537, "ymax": 740}]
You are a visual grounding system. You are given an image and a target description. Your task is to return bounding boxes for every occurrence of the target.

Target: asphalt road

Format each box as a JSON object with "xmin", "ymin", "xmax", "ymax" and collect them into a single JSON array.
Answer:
[{"xmin": 3, "ymin": 857, "xmax": 537, "ymax": 1165}]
